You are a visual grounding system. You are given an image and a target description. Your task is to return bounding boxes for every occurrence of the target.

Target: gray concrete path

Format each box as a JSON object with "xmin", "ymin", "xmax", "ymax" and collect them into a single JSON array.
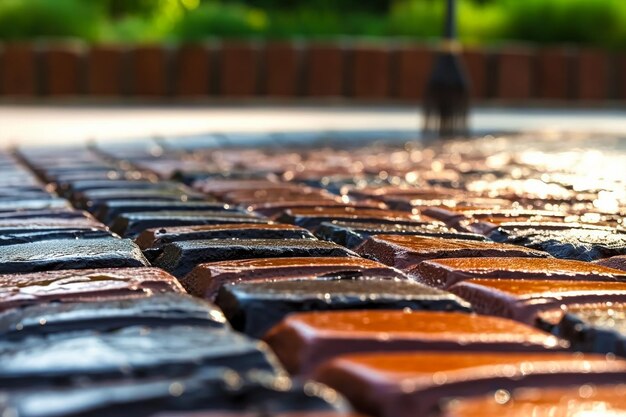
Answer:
[{"xmin": 1, "ymin": 104, "xmax": 625, "ymax": 146}]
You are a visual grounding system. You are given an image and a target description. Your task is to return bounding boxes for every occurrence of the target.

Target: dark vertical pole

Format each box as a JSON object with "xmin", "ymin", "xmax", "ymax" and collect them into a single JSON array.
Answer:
[
  {"xmin": 445, "ymin": 0, "xmax": 456, "ymax": 40},
  {"xmin": 422, "ymin": 0, "xmax": 470, "ymax": 138}
]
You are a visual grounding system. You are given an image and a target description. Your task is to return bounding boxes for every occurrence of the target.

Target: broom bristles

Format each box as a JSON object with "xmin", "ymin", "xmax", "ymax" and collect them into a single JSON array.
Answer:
[{"xmin": 422, "ymin": 50, "xmax": 470, "ymax": 138}]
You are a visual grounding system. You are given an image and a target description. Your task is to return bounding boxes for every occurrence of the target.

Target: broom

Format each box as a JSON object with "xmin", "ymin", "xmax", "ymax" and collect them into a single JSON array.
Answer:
[{"xmin": 422, "ymin": 0, "xmax": 471, "ymax": 138}]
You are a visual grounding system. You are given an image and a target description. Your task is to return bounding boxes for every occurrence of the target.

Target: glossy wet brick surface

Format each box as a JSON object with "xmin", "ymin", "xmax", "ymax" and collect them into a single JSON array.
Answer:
[
  {"xmin": 264, "ymin": 310, "xmax": 566, "ymax": 374},
  {"xmin": 315, "ymin": 352, "xmax": 626, "ymax": 417},
  {"xmin": 440, "ymin": 385, "xmax": 626, "ymax": 417},
  {"xmin": 216, "ymin": 278, "xmax": 470, "ymax": 337},
  {"xmin": 0, "ymin": 133, "xmax": 625, "ymax": 416}
]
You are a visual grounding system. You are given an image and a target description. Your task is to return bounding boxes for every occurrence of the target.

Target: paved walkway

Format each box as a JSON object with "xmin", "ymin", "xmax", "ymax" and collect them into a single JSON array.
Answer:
[{"xmin": 1, "ymin": 104, "xmax": 626, "ymax": 146}]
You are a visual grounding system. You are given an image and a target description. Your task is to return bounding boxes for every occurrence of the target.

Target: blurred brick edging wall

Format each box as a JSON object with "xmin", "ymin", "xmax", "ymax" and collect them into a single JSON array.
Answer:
[{"xmin": 0, "ymin": 40, "xmax": 622, "ymax": 103}]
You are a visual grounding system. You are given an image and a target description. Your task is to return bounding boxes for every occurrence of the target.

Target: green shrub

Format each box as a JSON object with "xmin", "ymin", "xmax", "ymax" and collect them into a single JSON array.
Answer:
[
  {"xmin": 388, "ymin": 0, "xmax": 626, "ymax": 47},
  {"xmin": 99, "ymin": 0, "xmax": 163, "ymax": 18},
  {"xmin": 458, "ymin": 0, "xmax": 506, "ymax": 45},
  {"xmin": 100, "ymin": 0, "xmax": 205, "ymax": 42},
  {"xmin": 0, "ymin": 0, "xmax": 104, "ymax": 41},
  {"xmin": 503, "ymin": 0, "xmax": 626, "ymax": 47},
  {"xmin": 266, "ymin": 9, "xmax": 386, "ymax": 38},
  {"xmin": 174, "ymin": 2, "xmax": 267, "ymax": 40},
  {"xmin": 232, "ymin": 0, "xmax": 392, "ymax": 13},
  {"xmin": 2, "ymin": 0, "xmax": 626, "ymax": 48},
  {"xmin": 387, "ymin": 0, "xmax": 505, "ymax": 43},
  {"xmin": 174, "ymin": 3, "xmax": 386, "ymax": 40},
  {"xmin": 387, "ymin": 0, "xmax": 443, "ymax": 39}
]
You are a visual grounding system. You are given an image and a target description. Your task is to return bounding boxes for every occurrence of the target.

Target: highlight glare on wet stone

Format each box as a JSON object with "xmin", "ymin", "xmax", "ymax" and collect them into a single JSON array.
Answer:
[
  {"xmin": 413, "ymin": 257, "xmax": 626, "ymax": 288},
  {"xmin": 0, "ymin": 293, "xmax": 226, "ymax": 340},
  {"xmin": 449, "ymin": 278, "xmax": 626, "ymax": 323},
  {"xmin": 314, "ymin": 352, "xmax": 626, "ymax": 417},
  {"xmin": 489, "ymin": 224, "xmax": 626, "ymax": 261},
  {"xmin": 95, "ymin": 200, "xmax": 233, "ymax": 224},
  {"xmin": 0, "ymin": 228, "xmax": 115, "ymax": 246},
  {"xmin": 440, "ymin": 385, "xmax": 626, "ymax": 417},
  {"xmin": 264, "ymin": 310, "xmax": 566, "ymax": 375},
  {"xmin": 136, "ymin": 223, "xmax": 317, "ymax": 251},
  {"xmin": 0, "ymin": 267, "xmax": 184, "ymax": 311},
  {"xmin": 181, "ymin": 257, "xmax": 405, "ymax": 300},
  {"xmin": 315, "ymin": 221, "xmax": 486, "ymax": 249},
  {"xmin": 550, "ymin": 302, "xmax": 626, "ymax": 355},
  {"xmin": 0, "ymin": 326, "xmax": 281, "ymax": 387},
  {"xmin": 110, "ymin": 211, "xmax": 268, "ymax": 237},
  {"xmin": 0, "ymin": 369, "xmax": 349, "ymax": 417},
  {"xmin": 357, "ymin": 235, "xmax": 549, "ymax": 270},
  {"xmin": 277, "ymin": 207, "xmax": 424, "ymax": 229},
  {"xmin": 154, "ymin": 239, "xmax": 357, "ymax": 278},
  {"xmin": 0, "ymin": 238, "xmax": 150, "ymax": 273},
  {"xmin": 216, "ymin": 278, "xmax": 471, "ymax": 337}
]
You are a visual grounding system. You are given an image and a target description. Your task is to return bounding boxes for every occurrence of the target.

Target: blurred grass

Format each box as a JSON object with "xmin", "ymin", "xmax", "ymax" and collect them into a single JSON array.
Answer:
[{"xmin": 0, "ymin": 0, "xmax": 625, "ymax": 48}]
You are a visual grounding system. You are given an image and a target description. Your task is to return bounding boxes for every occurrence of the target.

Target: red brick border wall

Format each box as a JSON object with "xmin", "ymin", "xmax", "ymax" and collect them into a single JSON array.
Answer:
[{"xmin": 0, "ymin": 41, "xmax": 621, "ymax": 102}]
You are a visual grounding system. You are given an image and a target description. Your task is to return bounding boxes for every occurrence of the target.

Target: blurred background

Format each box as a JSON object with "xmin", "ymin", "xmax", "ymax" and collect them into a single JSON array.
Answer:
[
  {"xmin": 0, "ymin": 0, "xmax": 623, "ymax": 102},
  {"xmin": 0, "ymin": 0, "xmax": 623, "ymax": 46},
  {"xmin": 1, "ymin": 0, "xmax": 625, "ymax": 144}
]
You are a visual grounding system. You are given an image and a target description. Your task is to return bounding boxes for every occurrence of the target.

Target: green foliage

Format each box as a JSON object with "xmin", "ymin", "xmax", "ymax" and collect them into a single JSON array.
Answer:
[
  {"xmin": 261, "ymin": 9, "xmax": 387, "ymax": 39},
  {"xmin": 387, "ymin": 0, "xmax": 444, "ymax": 39},
  {"xmin": 98, "ymin": 0, "xmax": 204, "ymax": 42},
  {"xmin": 239, "ymin": 0, "xmax": 392, "ymax": 13},
  {"xmin": 1, "ymin": 0, "xmax": 626, "ymax": 48},
  {"xmin": 458, "ymin": 0, "xmax": 506, "ymax": 45},
  {"xmin": 0, "ymin": 0, "xmax": 104, "ymax": 41},
  {"xmin": 388, "ymin": 0, "xmax": 626, "ymax": 47},
  {"xmin": 503, "ymin": 0, "xmax": 626, "ymax": 47},
  {"xmin": 174, "ymin": 2, "xmax": 267, "ymax": 40},
  {"xmin": 91, "ymin": 0, "xmax": 160, "ymax": 18}
]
